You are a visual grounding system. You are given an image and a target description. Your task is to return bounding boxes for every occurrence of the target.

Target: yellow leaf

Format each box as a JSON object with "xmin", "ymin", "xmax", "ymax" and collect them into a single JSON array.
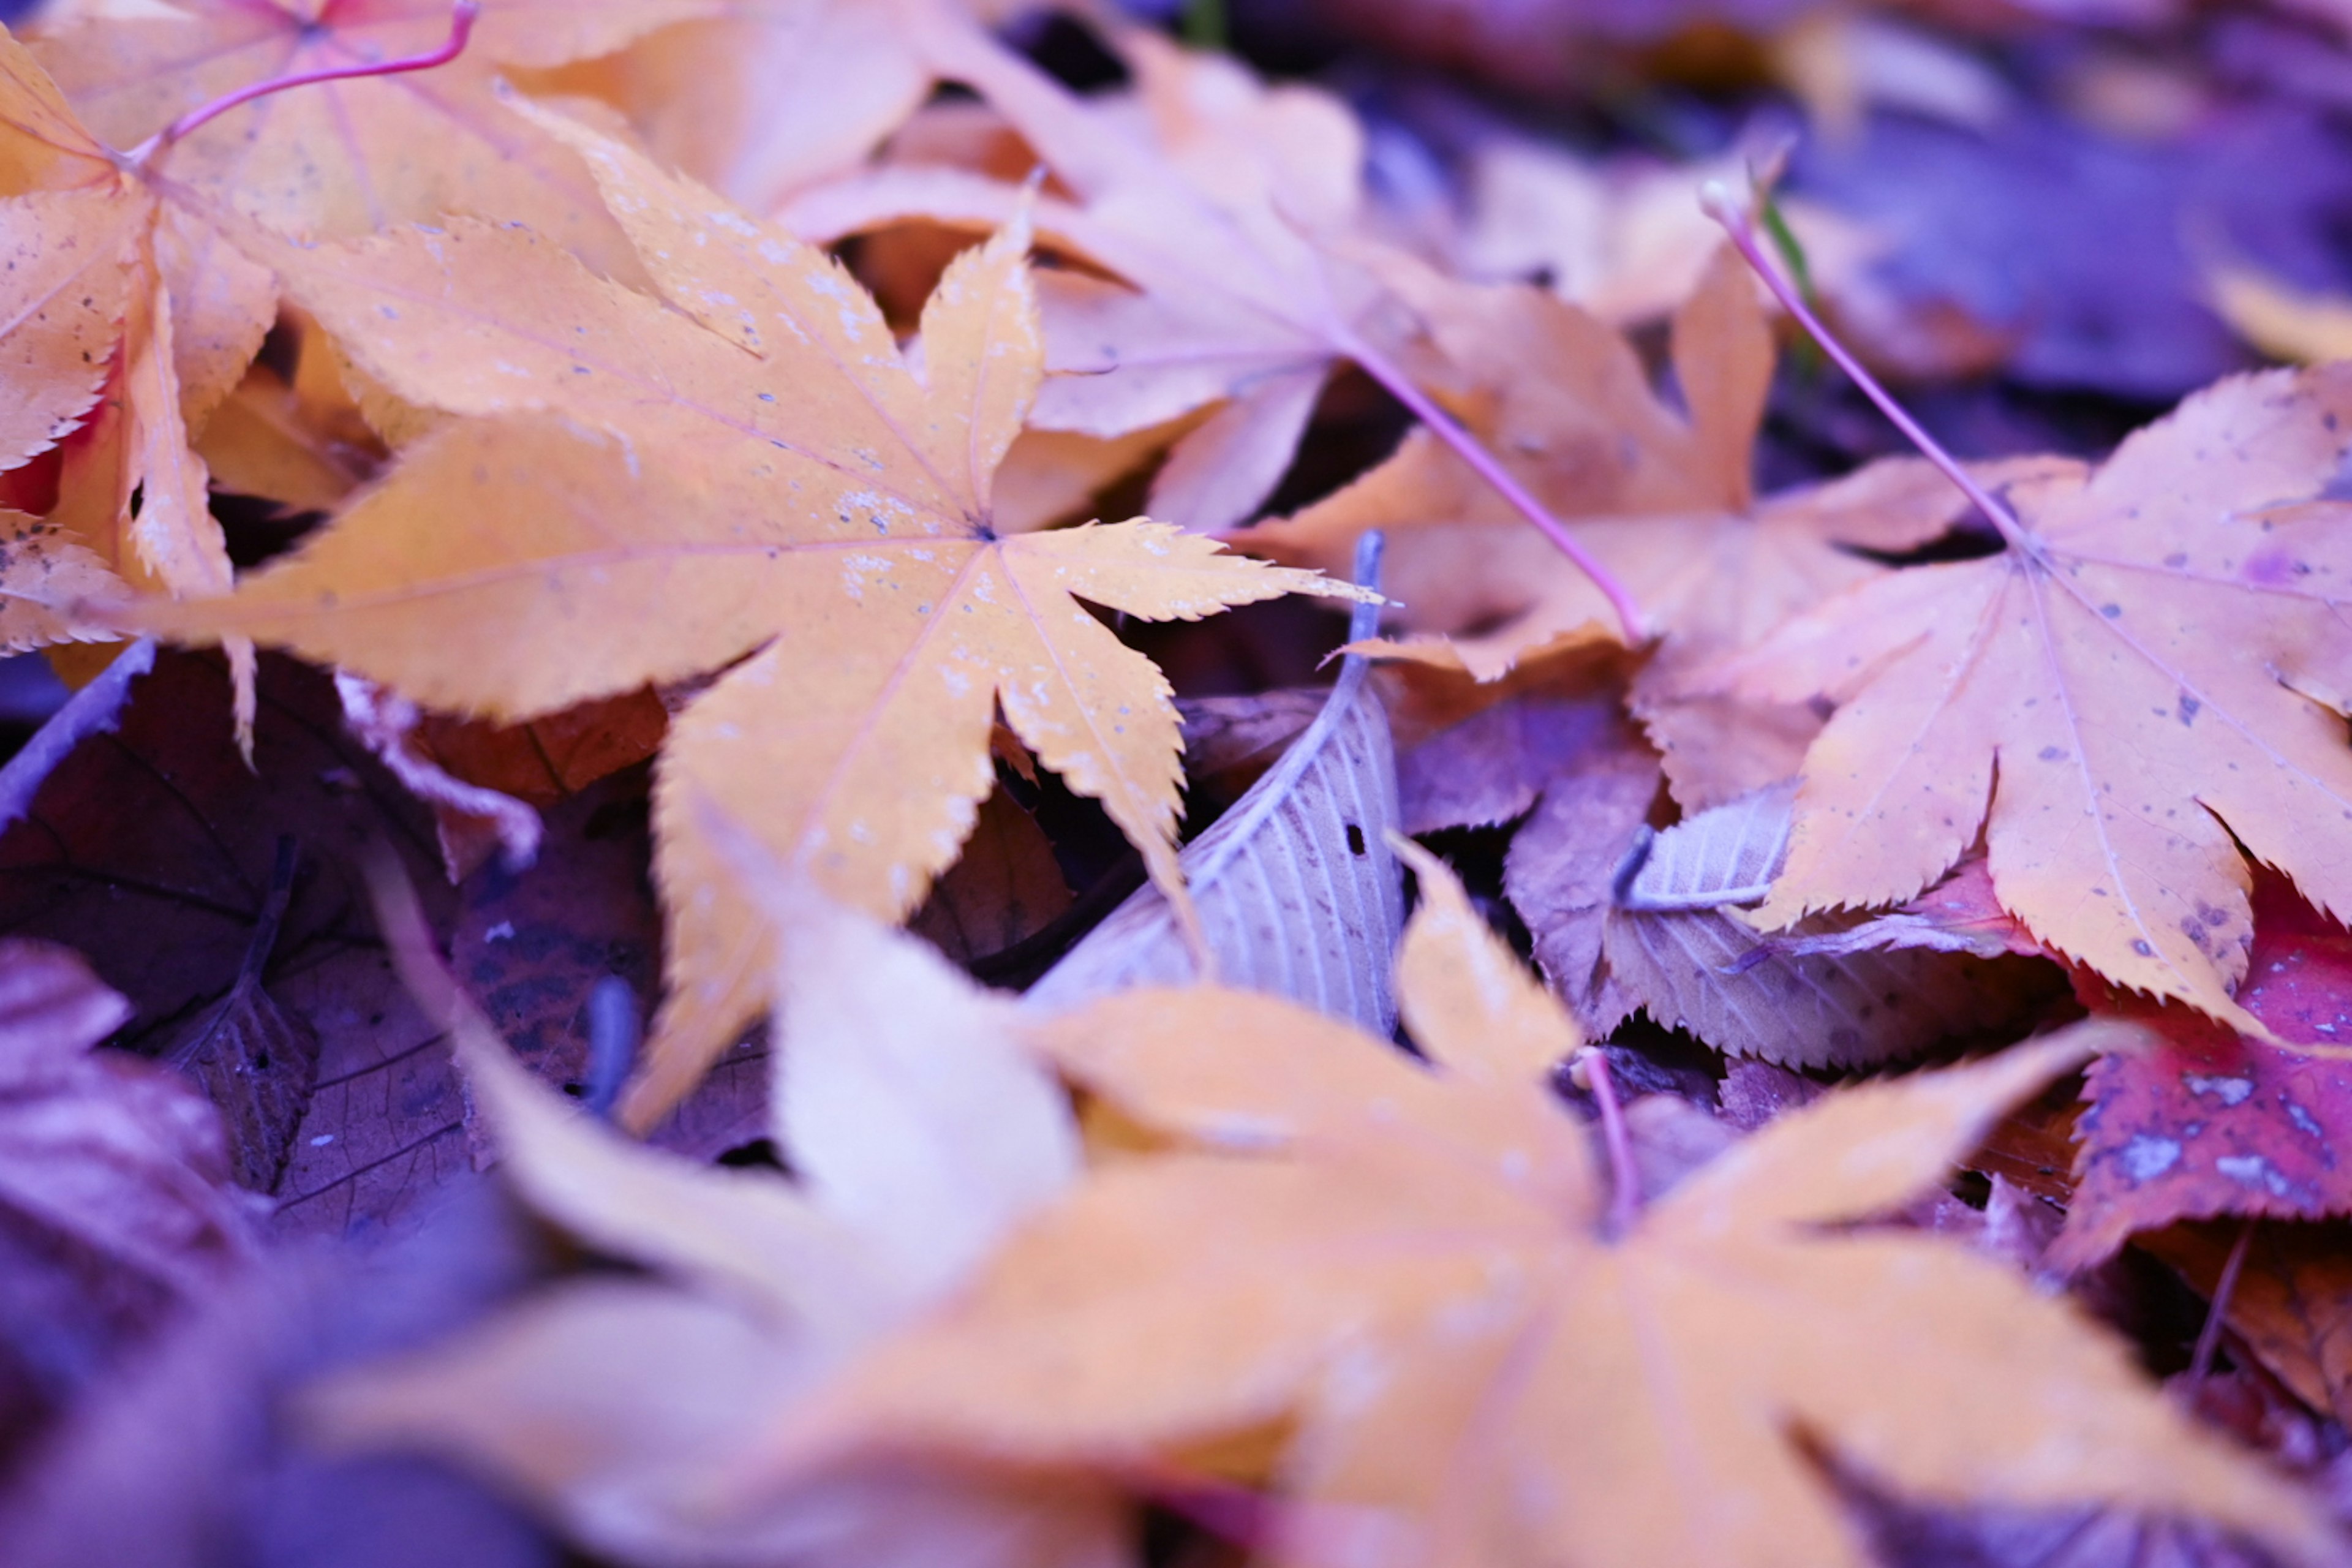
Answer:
[
  {"xmin": 136, "ymin": 111, "xmax": 1365, "ymax": 1127},
  {"xmin": 1718, "ymin": 366, "xmax": 2352, "ymax": 1028},
  {"xmin": 750, "ymin": 929, "xmax": 2328, "ymax": 1567}
]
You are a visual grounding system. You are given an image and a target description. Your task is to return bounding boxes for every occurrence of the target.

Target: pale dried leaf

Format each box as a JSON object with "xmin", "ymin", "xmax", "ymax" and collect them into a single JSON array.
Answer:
[
  {"xmin": 1619, "ymin": 778, "xmax": 1799, "ymax": 912},
  {"xmin": 1025, "ymin": 568, "xmax": 1403, "ymax": 1036}
]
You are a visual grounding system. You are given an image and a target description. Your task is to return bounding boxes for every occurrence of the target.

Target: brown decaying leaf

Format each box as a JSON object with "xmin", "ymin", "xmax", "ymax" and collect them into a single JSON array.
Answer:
[
  {"xmin": 451, "ymin": 770, "xmax": 771, "ymax": 1165},
  {"xmin": 2144, "ymin": 1221, "xmax": 2352, "ymax": 1432},
  {"xmin": 165, "ymin": 838, "xmax": 319, "ymax": 1194},
  {"xmin": 414, "ymin": 687, "xmax": 669, "ymax": 809},
  {"xmin": 132, "ymin": 102, "xmax": 1365, "ymax": 1131},
  {"xmin": 909, "ymin": 784, "xmax": 1074, "ymax": 966},
  {"xmin": 1717, "ymin": 366, "xmax": 2352, "ymax": 1031},
  {"xmin": 1366, "ymin": 631, "xmax": 1665, "ymax": 1011},
  {"xmin": 301, "ymin": 851, "xmax": 1126, "ymax": 1567},
  {"xmin": 1369, "ymin": 633, "xmax": 1640, "ymax": 835},
  {"xmin": 766, "ymin": 879, "xmax": 2328, "ymax": 1568},
  {"xmin": 2054, "ymin": 874, "xmax": 2352, "ymax": 1271}
]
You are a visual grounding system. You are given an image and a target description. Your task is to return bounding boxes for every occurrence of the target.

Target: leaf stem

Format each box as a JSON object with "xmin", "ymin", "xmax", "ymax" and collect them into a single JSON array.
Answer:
[
  {"xmin": 2188, "ymin": 1219, "xmax": 2255, "ymax": 1382},
  {"xmin": 1701, "ymin": 184, "xmax": 2030, "ymax": 551},
  {"xmin": 127, "ymin": 0, "xmax": 481, "ymax": 167},
  {"xmin": 1578, "ymin": 1047, "xmax": 1643, "ymax": 1238},
  {"xmin": 1338, "ymin": 331, "xmax": 1649, "ymax": 644}
]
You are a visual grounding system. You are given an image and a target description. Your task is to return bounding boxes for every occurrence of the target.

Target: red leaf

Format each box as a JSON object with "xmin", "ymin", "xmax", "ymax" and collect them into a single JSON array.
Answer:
[{"xmin": 2054, "ymin": 873, "xmax": 2352, "ymax": 1270}]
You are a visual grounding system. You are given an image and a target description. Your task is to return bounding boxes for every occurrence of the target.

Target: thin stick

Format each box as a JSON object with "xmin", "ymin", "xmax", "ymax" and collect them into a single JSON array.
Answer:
[
  {"xmin": 1700, "ymin": 184, "xmax": 2030, "ymax": 552},
  {"xmin": 1580, "ymin": 1047, "xmax": 1643, "ymax": 1238},
  {"xmin": 130, "ymin": 0, "xmax": 481, "ymax": 165},
  {"xmin": 1339, "ymin": 331, "xmax": 1649, "ymax": 644},
  {"xmin": 2189, "ymin": 1219, "xmax": 2256, "ymax": 1382}
]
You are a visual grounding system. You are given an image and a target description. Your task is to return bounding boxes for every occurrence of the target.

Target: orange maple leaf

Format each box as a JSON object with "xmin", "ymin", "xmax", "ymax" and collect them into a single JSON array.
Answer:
[
  {"xmin": 561, "ymin": 0, "xmax": 1034, "ymax": 215},
  {"xmin": 755, "ymin": 859, "xmax": 2331, "ymax": 1568},
  {"xmin": 26, "ymin": 0, "xmax": 720, "ymax": 282},
  {"xmin": 0, "ymin": 30, "xmax": 268, "ymax": 707},
  {"xmin": 1715, "ymin": 366, "xmax": 2352, "ymax": 1030},
  {"xmin": 302, "ymin": 862, "xmax": 1126, "ymax": 1566},
  {"xmin": 132, "ymin": 107, "xmax": 1365, "ymax": 1128},
  {"xmin": 1249, "ymin": 246, "xmax": 2070, "ymax": 807},
  {"xmin": 783, "ymin": 18, "xmax": 1454, "ymax": 537}
]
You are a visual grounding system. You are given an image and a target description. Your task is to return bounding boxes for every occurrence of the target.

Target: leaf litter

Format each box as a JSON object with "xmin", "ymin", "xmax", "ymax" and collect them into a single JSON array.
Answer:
[{"xmin": 12, "ymin": 0, "xmax": 2352, "ymax": 1561}]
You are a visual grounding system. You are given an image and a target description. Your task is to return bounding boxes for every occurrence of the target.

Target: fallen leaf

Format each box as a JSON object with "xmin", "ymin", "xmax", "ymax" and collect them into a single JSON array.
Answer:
[
  {"xmin": 1246, "ymin": 244, "xmax": 2067, "ymax": 807},
  {"xmin": 164, "ymin": 838, "xmax": 321, "ymax": 1194},
  {"xmin": 557, "ymin": 0, "xmax": 1035, "ymax": 215},
  {"xmin": 127, "ymin": 108, "xmax": 1365, "ymax": 1129},
  {"xmin": 1760, "ymin": 857, "xmax": 2047, "ymax": 963},
  {"xmin": 338, "ymin": 672, "xmax": 540, "ymax": 881},
  {"xmin": 0, "ymin": 1180, "xmax": 555, "ymax": 1568},
  {"xmin": 412, "ymin": 687, "xmax": 669, "ymax": 809},
  {"xmin": 0, "ymin": 937, "xmax": 258, "ymax": 1461},
  {"xmin": 1717, "ymin": 366, "xmax": 2352, "ymax": 1030},
  {"xmin": 27, "ymin": 0, "xmax": 718, "ymax": 281},
  {"xmin": 2207, "ymin": 258, "xmax": 2352, "ymax": 366},
  {"xmin": 910, "ymin": 783, "xmax": 1075, "ymax": 967},
  {"xmin": 1174, "ymin": 685, "xmax": 1329, "ymax": 786},
  {"xmin": 788, "ymin": 16, "xmax": 1407, "ymax": 533},
  {"xmin": 1455, "ymin": 137, "xmax": 1875, "ymax": 328},
  {"xmin": 0, "ymin": 31, "xmax": 270, "ymax": 707},
  {"xmin": 2054, "ymin": 875, "xmax": 2352, "ymax": 1270},
  {"xmin": 300, "ymin": 845, "xmax": 1128, "ymax": 1567},
  {"xmin": 2142, "ymin": 1221, "xmax": 2352, "ymax": 1431},
  {"xmin": 451, "ymin": 769, "xmax": 771, "ymax": 1165},
  {"xmin": 1363, "ymin": 631, "xmax": 1664, "ymax": 1009},
  {"xmin": 1597, "ymin": 783, "xmax": 2060, "ymax": 1067},
  {"xmin": 1025, "ymin": 564, "xmax": 1403, "ymax": 1036},
  {"xmin": 1370, "ymin": 632, "xmax": 1640, "ymax": 835},
  {"xmin": 769, "ymin": 883, "xmax": 2329, "ymax": 1568}
]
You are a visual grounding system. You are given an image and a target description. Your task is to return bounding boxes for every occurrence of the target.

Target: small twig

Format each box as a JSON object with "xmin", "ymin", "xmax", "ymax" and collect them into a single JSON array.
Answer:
[
  {"xmin": 1338, "ymin": 331, "xmax": 1649, "ymax": 644},
  {"xmin": 2189, "ymin": 1219, "xmax": 2256, "ymax": 1382},
  {"xmin": 1577, "ymin": 1047, "xmax": 1643, "ymax": 1238},
  {"xmin": 1700, "ymin": 183, "xmax": 2031, "ymax": 553},
  {"xmin": 127, "ymin": 0, "xmax": 481, "ymax": 166}
]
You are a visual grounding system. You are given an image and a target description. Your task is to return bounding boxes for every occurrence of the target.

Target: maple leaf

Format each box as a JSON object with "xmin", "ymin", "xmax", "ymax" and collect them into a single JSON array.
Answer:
[
  {"xmin": 0, "ymin": 30, "xmax": 270, "ymax": 695},
  {"xmin": 301, "ymin": 862, "xmax": 1126, "ymax": 1567},
  {"xmin": 2052, "ymin": 873, "xmax": 2352, "ymax": 1270},
  {"xmin": 562, "ymin": 0, "xmax": 1033, "ymax": 215},
  {"xmin": 779, "ymin": 15, "xmax": 1427, "ymax": 538},
  {"xmin": 129, "ymin": 105, "xmax": 1364, "ymax": 1128},
  {"xmin": 756, "ymin": 862, "xmax": 2333, "ymax": 1568},
  {"xmin": 1455, "ymin": 137, "xmax": 1877, "ymax": 328},
  {"xmin": 25, "ymin": 0, "xmax": 720, "ymax": 282},
  {"xmin": 1714, "ymin": 365, "xmax": 2352, "ymax": 1030},
  {"xmin": 1246, "ymin": 244, "xmax": 2072, "ymax": 807}
]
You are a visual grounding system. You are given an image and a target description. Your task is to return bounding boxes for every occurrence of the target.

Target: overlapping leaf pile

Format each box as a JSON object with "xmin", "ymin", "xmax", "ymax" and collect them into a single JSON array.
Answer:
[{"xmin": 7, "ymin": 0, "xmax": 2352, "ymax": 1561}]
